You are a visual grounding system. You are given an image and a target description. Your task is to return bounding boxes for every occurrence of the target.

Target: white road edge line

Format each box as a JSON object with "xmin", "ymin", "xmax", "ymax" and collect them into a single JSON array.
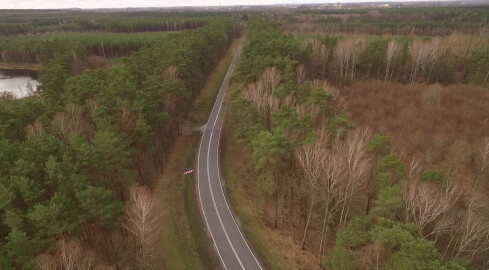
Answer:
[
  {"xmin": 198, "ymin": 58, "xmax": 245, "ymax": 270},
  {"xmin": 216, "ymin": 111, "xmax": 264, "ymax": 270},
  {"xmin": 207, "ymin": 124, "xmax": 245, "ymax": 269},
  {"xmin": 213, "ymin": 61, "xmax": 263, "ymax": 269},
  {"xmin": 197, "ymin": 132, "xmax": 228, "ymax": 270}
]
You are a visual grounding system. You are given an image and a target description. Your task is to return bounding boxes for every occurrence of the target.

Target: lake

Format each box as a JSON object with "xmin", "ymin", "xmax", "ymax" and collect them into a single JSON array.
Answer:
[{"xmin": 0, "ymin": 70, "xmax": 39, "ymax": 98}]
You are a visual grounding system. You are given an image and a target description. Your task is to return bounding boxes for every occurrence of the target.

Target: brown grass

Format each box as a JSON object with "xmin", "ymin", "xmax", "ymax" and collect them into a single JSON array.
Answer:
[{"xmin": 340, "ymin": 80, "xmax": 489, "ymax": 181}]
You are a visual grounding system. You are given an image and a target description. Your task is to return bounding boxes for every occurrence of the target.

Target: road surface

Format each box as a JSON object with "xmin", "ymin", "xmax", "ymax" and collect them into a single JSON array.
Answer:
[{"xmin": 197, "ymin": 57, "xmax": 263, "ymax": 270}]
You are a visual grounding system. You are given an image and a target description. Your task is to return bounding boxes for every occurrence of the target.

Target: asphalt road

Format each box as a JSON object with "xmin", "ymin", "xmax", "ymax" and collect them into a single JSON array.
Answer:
[{"xmin": 197, "ymin": 58, "xmax": 263, "ymax": 270}]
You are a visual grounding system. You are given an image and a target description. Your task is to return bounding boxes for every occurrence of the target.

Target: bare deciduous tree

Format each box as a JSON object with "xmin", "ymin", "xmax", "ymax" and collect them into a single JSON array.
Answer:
[
  {"xmin": 402, "ymin": 179, "xmax": 459, "ymax": 238},
  {"xmin": 385, "ymin": 40, "xmax": 400, "ymax": 81},
  {"xmin": 259, "ymin": 66, "xmax": 282, "ymax": 93},
  {"xmin": 59, "ymin": 240, "xmax": 95, "ymax": 270},
  {"xmin": 50, "ymin": 104, "xmax": 94, "ymax": 142},
  {"xmin": 409, "ymin": 39, "xmax": 430, "ymax": 82},
  {"xmin": 162, "ymin": 66, "xmax": 180, "ymax": 82},
  {"xmin": 454, "ymin": 196, "xmax": 489, "ymax": 260},
  {"xmin": 243, "ymin": 68, "xmax": 285, "ymax": 128},
  {"xmin": 426, "ymin": 37, "xmax": 446, "ymax": 82},
  {"xmin": 297, "ymin": 104, "xmax": 321, "ymax": 124},
  {"xmin": 36, "ymin": 253, "xmax": 58, "ymax": 270},
  {"xmin": 474, "ymin": 138, "xmax": 489, "ymax": 188},
  {"xmin": 296, "ymin": 64, "xmax": 307, "ymax": 85},
  {"xmin": 123, "ymin": 186, "xmax": 160, "ymax": 270},
  {"xmin": 406, "ymin": 158, "xmax": 422, "ymax": 182},
  {"xmin": 334, "ymin": 38, "xmax": 365, "ymax": 81},
  {"xmin": 409, "ymin": 38, "xmax": 446, "ymax": 83},
  {"xmin": 35, "ymin": 239, "xmax": 98, "ymax": 270},
  {"xmin": 318, "ymin": 137, "xmax": 346, "ymax": 263},
  {"xmin": 334, "ymin": 40, "xmax": 349, "ymax": 80},
  {"xmin": 338, "ymin": 127, "xmax": 372, "ymax": 227},
  {"xmin": 25, "ymin": 120, "xmax": 43, "ymax": 137},
  {"xmin": 296, "ymin": 132, "xmax": 329, "ymax": 249},
  {"xmin": 119, "ymin": 107, "xmax": 136, "ymax": 133}
]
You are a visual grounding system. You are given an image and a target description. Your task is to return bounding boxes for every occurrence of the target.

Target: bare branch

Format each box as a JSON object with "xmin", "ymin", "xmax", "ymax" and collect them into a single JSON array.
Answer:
[{"xmin": 123, "ymin": 186, "xmax": 160, "ymax": 270}]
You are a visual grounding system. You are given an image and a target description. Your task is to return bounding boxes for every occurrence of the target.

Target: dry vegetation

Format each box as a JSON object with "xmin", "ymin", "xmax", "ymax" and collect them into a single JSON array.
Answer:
[
  {"xmin": 340, "ymin": 81, "xmax": 489, "ymax": 181},
  {"xmin": 225, "ymin": 15, "xmax": 489, "ymax": 269},
  {"xmin": 339, "ymin": 80, "xmax": 489, "ymax": 266},
  {"xmin": 280, "ymin": 7, "xmax": 489, "ymax": 36}
]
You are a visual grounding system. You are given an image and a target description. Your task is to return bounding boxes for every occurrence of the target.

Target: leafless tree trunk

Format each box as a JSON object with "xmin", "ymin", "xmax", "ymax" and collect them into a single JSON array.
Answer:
[
  {"xmin": 474, "ymin": 138, "xmax": 489, "ymax": 188},
  {"xmin": 50, "ymin": 104, "xmax": 95, "ymax": 142},
  {"xmin": 296, "ymin": 132, "xmax": 330, "ymax": 249},
  {"xmin": 35, "ymin": 239, "xmax": 98, "ymax": 270},
  {"xmin": 426, "ymin": 37, "xmax": 446, "ymax": 82},
  {"xmin": 296, "ymin": 64, "xmax": 307, "ymax": 85},
  {"xmin": 25, "ymin": 120, "xmax": 44, "ymax": 137},
  {"xmin": 259, "ymin": 66, "xmax": 281, "ymax": 93},
  {"xmin": 59, "ymin": 240, "xmax": 96, "ymax": 270},
  {"xmin": 338, "ymin": 128, "xmax": 372, "ymax": 228},
  {"xmin": 123, "ymin": 186, "xmax": 160, "ymax": 270},
  {"xmin": 318, "ymin": 144, "xmax": 345, "ymax": 265},
  {"xmin": 119, "ymin": 107, "xmax": 136, "ymax": 133},
  {"xmin": 243, "ymin": 68, "xmax": 284, "ymax": 129},
  {"xmin": 402, "ymin": 179, "xmax": 459, "ymax": 238},
  {"xmin": 349, "ymin": 38, "xmax": 364, "ymax": 81},
  {"xmin": 409, "ymin": 39, "xmax": 429, "ymax": 83},
  {"xmin": 454, "ymin": 196, "xmax": 489, "ymax": 260},
  {"xmin": 385, "ymin": 40, "xmax": 400, "ymax": 82},
  {"xmin": 334, "ymin": 40, "xmax": 349, "ymax": 80},
  {"xmin": 162, "ymin": 66, "xmax": 180, "ymax": 82},
  {"xmin": 409, "ymin": 38, "xmax": 446, "ymax": 83},
  {"xmin": 297, "ymin": 104, "xmax": 321, "ymax": 124},
  {"xmin": 36, "ymin": 253, "xmax": 59, "ymax": 270},
  {"xmin": 334, "ymin": 38, "xmax": 364, "ymax": 81}
]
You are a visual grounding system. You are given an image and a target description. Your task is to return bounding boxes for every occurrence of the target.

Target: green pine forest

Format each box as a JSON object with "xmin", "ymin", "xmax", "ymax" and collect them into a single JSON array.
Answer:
[
  {"xmin": 0, "ymin": 10, "xmax": 240, "ymax": 269},
  {"xmin": 1, "ymin": 5, "xmax": 489, "ymax": 270}
]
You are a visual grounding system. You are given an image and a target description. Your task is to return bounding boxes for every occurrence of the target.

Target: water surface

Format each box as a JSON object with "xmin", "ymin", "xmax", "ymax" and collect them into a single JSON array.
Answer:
[{"xmin": 0, "ymin": 71, "xmax": 39, "ymax": 98}]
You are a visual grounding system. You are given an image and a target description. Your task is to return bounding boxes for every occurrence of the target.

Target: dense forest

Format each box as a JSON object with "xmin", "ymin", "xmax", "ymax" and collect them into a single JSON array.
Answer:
[
  {"xmin": 0, "ymin": 10, "xmax": 212, "ymax": 36},
  {"xmin": 0, "ymin": 11, "xmax": 227, "ymax": 68},
  {"xmin": 277, "ymin": 7, "xmax": 489, "ymax": 85},
  {"xmin": 1, "ymin": 5, "xmax": 489, "ymax": 270},
  {"xmin": 296, "ymin": 33, "xmax": 489, "ymax": 85},
  {"xmin": 0, "ymin": 11, "xmax": 239, "ymax": 269},
  {"xmin": 224, "ymin": 12, "xmax": 489, "ymax": 270},
  {"xmin": 281, "ymin": 6, "xmax": 489, "ymax": 36}
]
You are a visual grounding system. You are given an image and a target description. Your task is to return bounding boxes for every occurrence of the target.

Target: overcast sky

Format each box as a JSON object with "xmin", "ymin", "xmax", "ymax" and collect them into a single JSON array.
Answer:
[{"xmin": 0, "ymin": 0, "xmax": 450, "ymax": 9}]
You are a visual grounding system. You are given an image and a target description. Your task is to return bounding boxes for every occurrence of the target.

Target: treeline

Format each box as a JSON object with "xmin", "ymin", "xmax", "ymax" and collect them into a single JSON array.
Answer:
[
  {"xmin": 0, "ymin": 15, "xmax": 228, "ymax": 67},
  {"xmin": 282, "ymin": 7, "xmax": 489, "ymax": 36},
  {"xmin": 0, "ymin": 31, "xmax": 171, "ymax": 66},
  {"xmin": 0, "ymin": 18, "xmax": 203, "ymax": 36},
  {"xmin": 0, "ymin": 17, "xmax": 238, "ymax": 269},
  {"xmin": 96, "ymin": 17, "xmax": 204, "ymax": 33},
  {"xmin": 300, "ymin": 33, "xmax": 489, "ymax": 85},
  {"xmin": 0, "ymin": 10, "xmax": 212, "ymax": 36},
  {"xmin": 232, "ymin": 20, "xmax": 484, "ymax": 269}
]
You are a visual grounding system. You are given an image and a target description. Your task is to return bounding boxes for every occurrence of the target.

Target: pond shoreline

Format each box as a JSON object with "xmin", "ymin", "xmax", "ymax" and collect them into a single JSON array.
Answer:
[
  {"xmin": 0, "ymin": 68, "xmax": 39, "ymax": 78},
  {"xmin": 0, "ymin": 69, "xmax": 39, "ymax": 98}
]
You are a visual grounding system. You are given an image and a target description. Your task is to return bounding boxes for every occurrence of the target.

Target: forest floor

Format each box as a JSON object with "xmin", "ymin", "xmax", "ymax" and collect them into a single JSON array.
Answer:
[
  {"xmin": 152, "ymin": 37, "xmax": 240, "ymax": 269},
  {"xmin": 221, "ymin": 87, "xmax": 321, "ymax": 270}
]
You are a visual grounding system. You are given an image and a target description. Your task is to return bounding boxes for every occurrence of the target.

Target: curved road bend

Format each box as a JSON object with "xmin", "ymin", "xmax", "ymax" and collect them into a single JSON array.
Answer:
[{"xmin": 197, "ymin": 57, "xmax": 263, "ymax": 270}]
